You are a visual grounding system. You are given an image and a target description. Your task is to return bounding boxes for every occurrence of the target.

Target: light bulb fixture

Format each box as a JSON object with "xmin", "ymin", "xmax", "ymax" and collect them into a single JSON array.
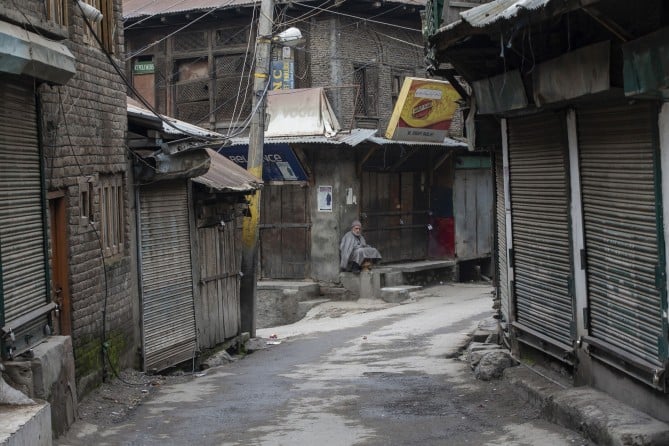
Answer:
[
  {"xmin": 273, "ymin": 27, "xmax": 304, "ymax": 47},
  {"xmin": 77, "ymin": 0, "xmax": 103, "ymax": 23}
]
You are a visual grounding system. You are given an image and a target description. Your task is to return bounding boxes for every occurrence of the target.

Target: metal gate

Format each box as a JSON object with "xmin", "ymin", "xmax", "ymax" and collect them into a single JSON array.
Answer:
[
  {"xmin": 0, "ymin": 78, "xmax": 51, "ymax": 358},
  {"xmin": 508, "ymin": 113, "xmax": 574, "ymax": 357},
  {"xmin": 139, "ymin": 182, "xmax": 197, "ymax": 372},
  {"xmin": 577, "ymin": 103, "xmax": 666, "ymax": 384},
  {"xmin": 494, "ymin": 149, "xmax": 510, "ymax": 331},
  {"xmin": 361, "ymin": 171, "xmax": 429, "ymax": 263}
]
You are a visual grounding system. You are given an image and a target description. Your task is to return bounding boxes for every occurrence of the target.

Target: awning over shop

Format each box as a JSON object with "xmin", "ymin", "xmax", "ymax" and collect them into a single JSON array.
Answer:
[
  {"xmin": 219, "ymin": 144, "xmax": 308, "ymax": 182},
  {"xmin": 228, "ymin": 128, "xmax": 377, "ymax": 148},
  {"xmin": 432, "ymin": 0, "xmax": 597, "ymax": 48},
  {"xmin": 193, "ymin": 149, "xmax": 262, "ymax": 193},
  {"xmin": 266, "ymin": 87, "xmax": 341, "ymax": 138},
  {"xmin": 0, "ymin": 21, "xmax": 76, "ymax": 85}
]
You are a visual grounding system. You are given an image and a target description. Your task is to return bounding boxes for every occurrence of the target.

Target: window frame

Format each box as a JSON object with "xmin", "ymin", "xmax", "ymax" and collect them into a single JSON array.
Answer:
[
  {"xmin": 98, "ymin": 175, "xmax": 124, "ymax": 258},
  {"xmin": 79, "ymin": 0, "xmax": 115, "ymax": 53},
  {"xmin": 46, "ymin": 0, "xmax": 68, "ymax": 26}
]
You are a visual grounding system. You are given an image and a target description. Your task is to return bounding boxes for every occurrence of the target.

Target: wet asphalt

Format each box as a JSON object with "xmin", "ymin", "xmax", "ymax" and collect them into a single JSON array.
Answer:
[{"xmin": 57, "ymin": 284, "xmax": 591, "ymax": 445}]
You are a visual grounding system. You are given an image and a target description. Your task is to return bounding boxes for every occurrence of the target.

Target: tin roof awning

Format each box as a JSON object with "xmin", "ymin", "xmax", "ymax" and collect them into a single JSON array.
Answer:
[
  {"xmin": 368, "ymin": 135, "xmax": 467, "ymax": 148},
  {"xmin": 127, "ymin": 97, "xmax": 223, "ymax": 139},
  {"xmin": 123, "ymin": 0, "xmax": 256, "ymax": 19},
  {"xmin": 432, "ymin": 0, "xmax": 598, "ymax": 47},
  {"xmin": 192, "ymin": 149, "xmax": 262, "ymax": 193},
  {"xmin": 0, "ymin": 21, "xmax": 76, "ymax": 85},
  {"xmin": 228, "ymin": 128, "xmax": 376, "ymax": 148}
]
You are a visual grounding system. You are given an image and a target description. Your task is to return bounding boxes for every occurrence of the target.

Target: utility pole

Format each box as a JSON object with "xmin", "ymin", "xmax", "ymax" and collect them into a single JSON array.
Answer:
[{"xmin": 240, "ymin": 0, "xmax": 274, "ymax": 337}]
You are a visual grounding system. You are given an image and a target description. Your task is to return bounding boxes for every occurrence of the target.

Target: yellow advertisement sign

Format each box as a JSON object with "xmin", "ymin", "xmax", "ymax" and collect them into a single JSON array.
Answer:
[{"xmin": 385, "ymin": 77, "xmax": 460, "ymax": 142}]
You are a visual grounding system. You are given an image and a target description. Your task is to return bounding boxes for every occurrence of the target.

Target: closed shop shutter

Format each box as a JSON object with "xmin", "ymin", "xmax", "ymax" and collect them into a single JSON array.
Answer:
[
  {"xmin": 494, "ymin": 149, "xmax": 510, "ymax": 330},
  {"xmin": 139, "ymin": 182, "xmax": 197, "ymax": 372},
  {"xmin": 578, "ymin": 103, "xmax": 665, "ymax": 377},
  {"xmin": 0, "ymin": 78, "xmax": 50, "ymax": 357},
  {"xmin": 508, "ymin": 113, "xmax": 574, "ymax": 355}
]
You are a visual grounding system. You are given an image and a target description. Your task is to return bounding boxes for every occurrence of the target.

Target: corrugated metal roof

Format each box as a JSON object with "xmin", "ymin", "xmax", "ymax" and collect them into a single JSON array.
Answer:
[
  {"xmin": 192, "ymin": 149, "xmax": 261, "ymax": 192},
  {"xmin": 435, "ymin": 0, "xmax": 587, "ymax": 47},
  {"xmin": 368, "ymin": 135, "xmax": 467, "ymax": 147},
  {"xmin": 459, "ymin": 0, "xmax": 551, "ymax": 28},
  {"xmin": 127, "ymin": 97, "xmax": 223, "ymax": 139},
  {"xmin": 123, "ymin": 0, "xmax": 424, "ymax": 19},
  {"xmin": 123, "ymin": 0, "xmax": 255, "ymax": 19},
  {"xmin": 228, "ymin": 128, "xmax": 377, "ymax": 147}
]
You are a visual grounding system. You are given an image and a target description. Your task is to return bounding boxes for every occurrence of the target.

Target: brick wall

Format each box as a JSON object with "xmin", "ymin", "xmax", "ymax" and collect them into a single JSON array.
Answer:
[{"xmin": 2, "ymin": 0, "xmax": 138, "ymax": 398}]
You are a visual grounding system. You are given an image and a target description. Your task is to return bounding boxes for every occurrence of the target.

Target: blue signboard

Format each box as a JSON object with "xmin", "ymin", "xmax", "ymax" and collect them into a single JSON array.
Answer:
[
  {"xmin": 270, "ymin": 60, "xmax": 294, "ymax": 90},
  {"xmin": 219, "ymin": 144, "xmax": 308, "ymax": 182}
]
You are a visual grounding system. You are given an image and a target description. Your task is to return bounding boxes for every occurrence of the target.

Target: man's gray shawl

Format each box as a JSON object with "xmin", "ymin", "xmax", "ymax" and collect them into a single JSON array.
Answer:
[{"xmin": 339, "ymin": 231, "xmax": 381, "ymax": 269}]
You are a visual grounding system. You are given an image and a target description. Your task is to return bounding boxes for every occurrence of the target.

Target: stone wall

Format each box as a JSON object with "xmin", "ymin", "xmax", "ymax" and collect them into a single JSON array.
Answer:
[{"xmin": 2, "ymin": 0, "xmax": 139, "ymax": 398}]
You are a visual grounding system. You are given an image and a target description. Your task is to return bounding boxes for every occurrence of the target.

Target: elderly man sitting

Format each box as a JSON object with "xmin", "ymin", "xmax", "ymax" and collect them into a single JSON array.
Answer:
[{"xmin": 340, "ymin": 220, "xmax": 382, "ymax": 272}]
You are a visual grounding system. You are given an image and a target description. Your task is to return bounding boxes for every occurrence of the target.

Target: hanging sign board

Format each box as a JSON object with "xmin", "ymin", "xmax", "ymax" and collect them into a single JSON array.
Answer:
[
  {"xmin": 220, "ymin": 144, "xmax": 307, "ymax": 182},
  {"xmin": 385, "ymin": 77, "xmax": 460, "ymax": 142},
  {"xmin": 271, "ymin": 60, "xmax": 294, "ymax": 90}
]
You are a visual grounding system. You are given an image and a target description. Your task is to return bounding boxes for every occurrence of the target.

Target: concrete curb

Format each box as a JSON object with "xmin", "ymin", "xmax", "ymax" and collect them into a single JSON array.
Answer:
[{"xmin": 505, "ymin": 366, "xmax": 669, "ymax": 446}]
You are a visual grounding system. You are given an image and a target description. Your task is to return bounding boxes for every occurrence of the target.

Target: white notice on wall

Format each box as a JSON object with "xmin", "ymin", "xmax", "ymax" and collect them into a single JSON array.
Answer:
[{"xmin": 318, "ymin": 185, "xmax": 333, "ymax": 212}]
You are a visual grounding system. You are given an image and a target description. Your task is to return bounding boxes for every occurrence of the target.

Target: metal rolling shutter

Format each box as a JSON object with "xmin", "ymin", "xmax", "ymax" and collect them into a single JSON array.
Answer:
[
  {"xmin": 578, "ymin": 104, "xmax": 664, "ymax": 374},
  {"xmin": 508, "ymin": 113, "xmax": 574, "ymax": 354},
  {"xmin": 139, "ymin": 182, "xmax": 197, "ymax": 372},
  {"xmin": 0, "ymin": 79, "xmax": 50, "ymax": 357},
  {"xmin": 495, "ymin": 149, "xmax": 509, "ymax": 330}
]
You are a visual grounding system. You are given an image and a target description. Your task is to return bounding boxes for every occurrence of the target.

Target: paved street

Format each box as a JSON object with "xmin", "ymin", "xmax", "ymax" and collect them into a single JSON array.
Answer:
[{"xmin": 57, "ymin": 284, "xmax": 590, "ymax": 445}]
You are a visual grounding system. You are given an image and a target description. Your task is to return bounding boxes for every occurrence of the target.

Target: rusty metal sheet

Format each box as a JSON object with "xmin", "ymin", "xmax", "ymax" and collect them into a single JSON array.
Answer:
[
  {"xmin": 192, "ymin": 149, "xmax": 262, "ymax": 193},
  {"xmin": 507, "ymin": 112, "xmax": 574, "ymax": 352},
  {"xmin": 124, "ymin": 0, "xmax": 425, "ymax": 19},
  {"xmin": 577, "ymin": 103, "xmax": 664, "ymax": 369},
  {"xmin": 0, "ymin": 78, "xmax": 50, "ymax": 358},
  {"xmin": 139, "ymin": 182, "xmax": 197, "ymax": 372},
  {"xmin": 533, "ymin": 41, "xmax": 611, "ymax": 107}
]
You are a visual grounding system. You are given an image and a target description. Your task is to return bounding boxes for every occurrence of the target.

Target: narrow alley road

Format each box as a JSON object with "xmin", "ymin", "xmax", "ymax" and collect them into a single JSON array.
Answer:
[{"xmin": 57, "ymin": 284, "xmax": 590, "ymax": 445}]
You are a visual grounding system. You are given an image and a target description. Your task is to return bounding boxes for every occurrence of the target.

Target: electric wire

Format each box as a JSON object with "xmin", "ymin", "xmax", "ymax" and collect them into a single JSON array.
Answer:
[
  {"xmin": 294, "ymin": 2, "xmax": 422, "ymax": 32},
  {"xmin": 124, "ymin": 0, "xmax": 193, "ymax": 29},
  {"xmin": 57, "ymin": 89, "xmax": 112, "ymax": 381},
  {"xmin": 74, "ymin": 1, "xmax": 228, "ymax": 143},
  {"xmin": 125, "ymin": 0, "xmax": 238, "ymax": 60}
]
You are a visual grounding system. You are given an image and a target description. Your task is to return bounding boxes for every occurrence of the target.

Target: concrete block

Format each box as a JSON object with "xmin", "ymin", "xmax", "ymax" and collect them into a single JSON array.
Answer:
[
  {"xmin": 340, "ymin": 272, "xmax": 361, "ymax": 296},
  {"xmin": 5, "ymin": 337, "xmax": 78, "ymax": 438},
  {"xmin": 380, "ymin": 285, "xmax": 422, "ymax": 303},
  {"xmin": 382, "ymin": 271, "xmax": 404, "ymax": 287},
  {"xmin": 0, "ymin": 402, "xmax": 52, "ymax": 446},
  {"xmin": 548, "ymin": 387, "xmax": 669, "ymax": 446},
  {"xmin": 359, "ymin": 271, "xmax": 379, "ymax": 299}
]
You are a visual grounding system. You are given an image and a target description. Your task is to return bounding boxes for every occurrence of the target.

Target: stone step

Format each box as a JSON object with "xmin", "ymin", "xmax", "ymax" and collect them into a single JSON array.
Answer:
[
  {"xmin": 380, "ymin": 285, "xmax": 423, "ymax": 303},
  {"xmin": 297, "ymin": 298, "xmax": 331, "ymax": 319},
  {"xmin": 319, "ymin": 286, "xmax": 356, "ymax": 301}
]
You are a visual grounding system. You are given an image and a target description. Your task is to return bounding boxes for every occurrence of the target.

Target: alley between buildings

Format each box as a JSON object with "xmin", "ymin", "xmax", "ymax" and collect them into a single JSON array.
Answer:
[{"xmin": 56, "ymin": 284, "xmax": 590, "ymax": 446}]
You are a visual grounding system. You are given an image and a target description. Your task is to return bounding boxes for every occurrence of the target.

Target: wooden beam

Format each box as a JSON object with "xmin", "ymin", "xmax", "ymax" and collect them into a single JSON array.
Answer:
[
  {"xmin": 433, "ymin": 151, "xmax": 454, "ymax": 172},
  {"xmin": 388, "ymin": 147, "xmax": 418, "ymax": 172},
  {"xmin": 357, "ymin": 146, "xmax": 378, "ymax": 176},
  {"xmin": 582, "ymin": 7, "xmax": 633, "ymax": 42}
]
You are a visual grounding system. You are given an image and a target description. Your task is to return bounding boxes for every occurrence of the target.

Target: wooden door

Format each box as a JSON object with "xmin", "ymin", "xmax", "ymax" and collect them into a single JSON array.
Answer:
[
  {"xmin": 197, "ymin": 219, "xmax": 241, "ymax": 348},
  {"xmin": 48, "ymin": 193, "xmax": 71, "ymax": 335},
  {"xmin": 454, "ymin": 168, "xmax": 493, "ymax": 260},
  {"xmin": 259, "ymin": 184, "xmax": 310, "ymax": 279}
]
